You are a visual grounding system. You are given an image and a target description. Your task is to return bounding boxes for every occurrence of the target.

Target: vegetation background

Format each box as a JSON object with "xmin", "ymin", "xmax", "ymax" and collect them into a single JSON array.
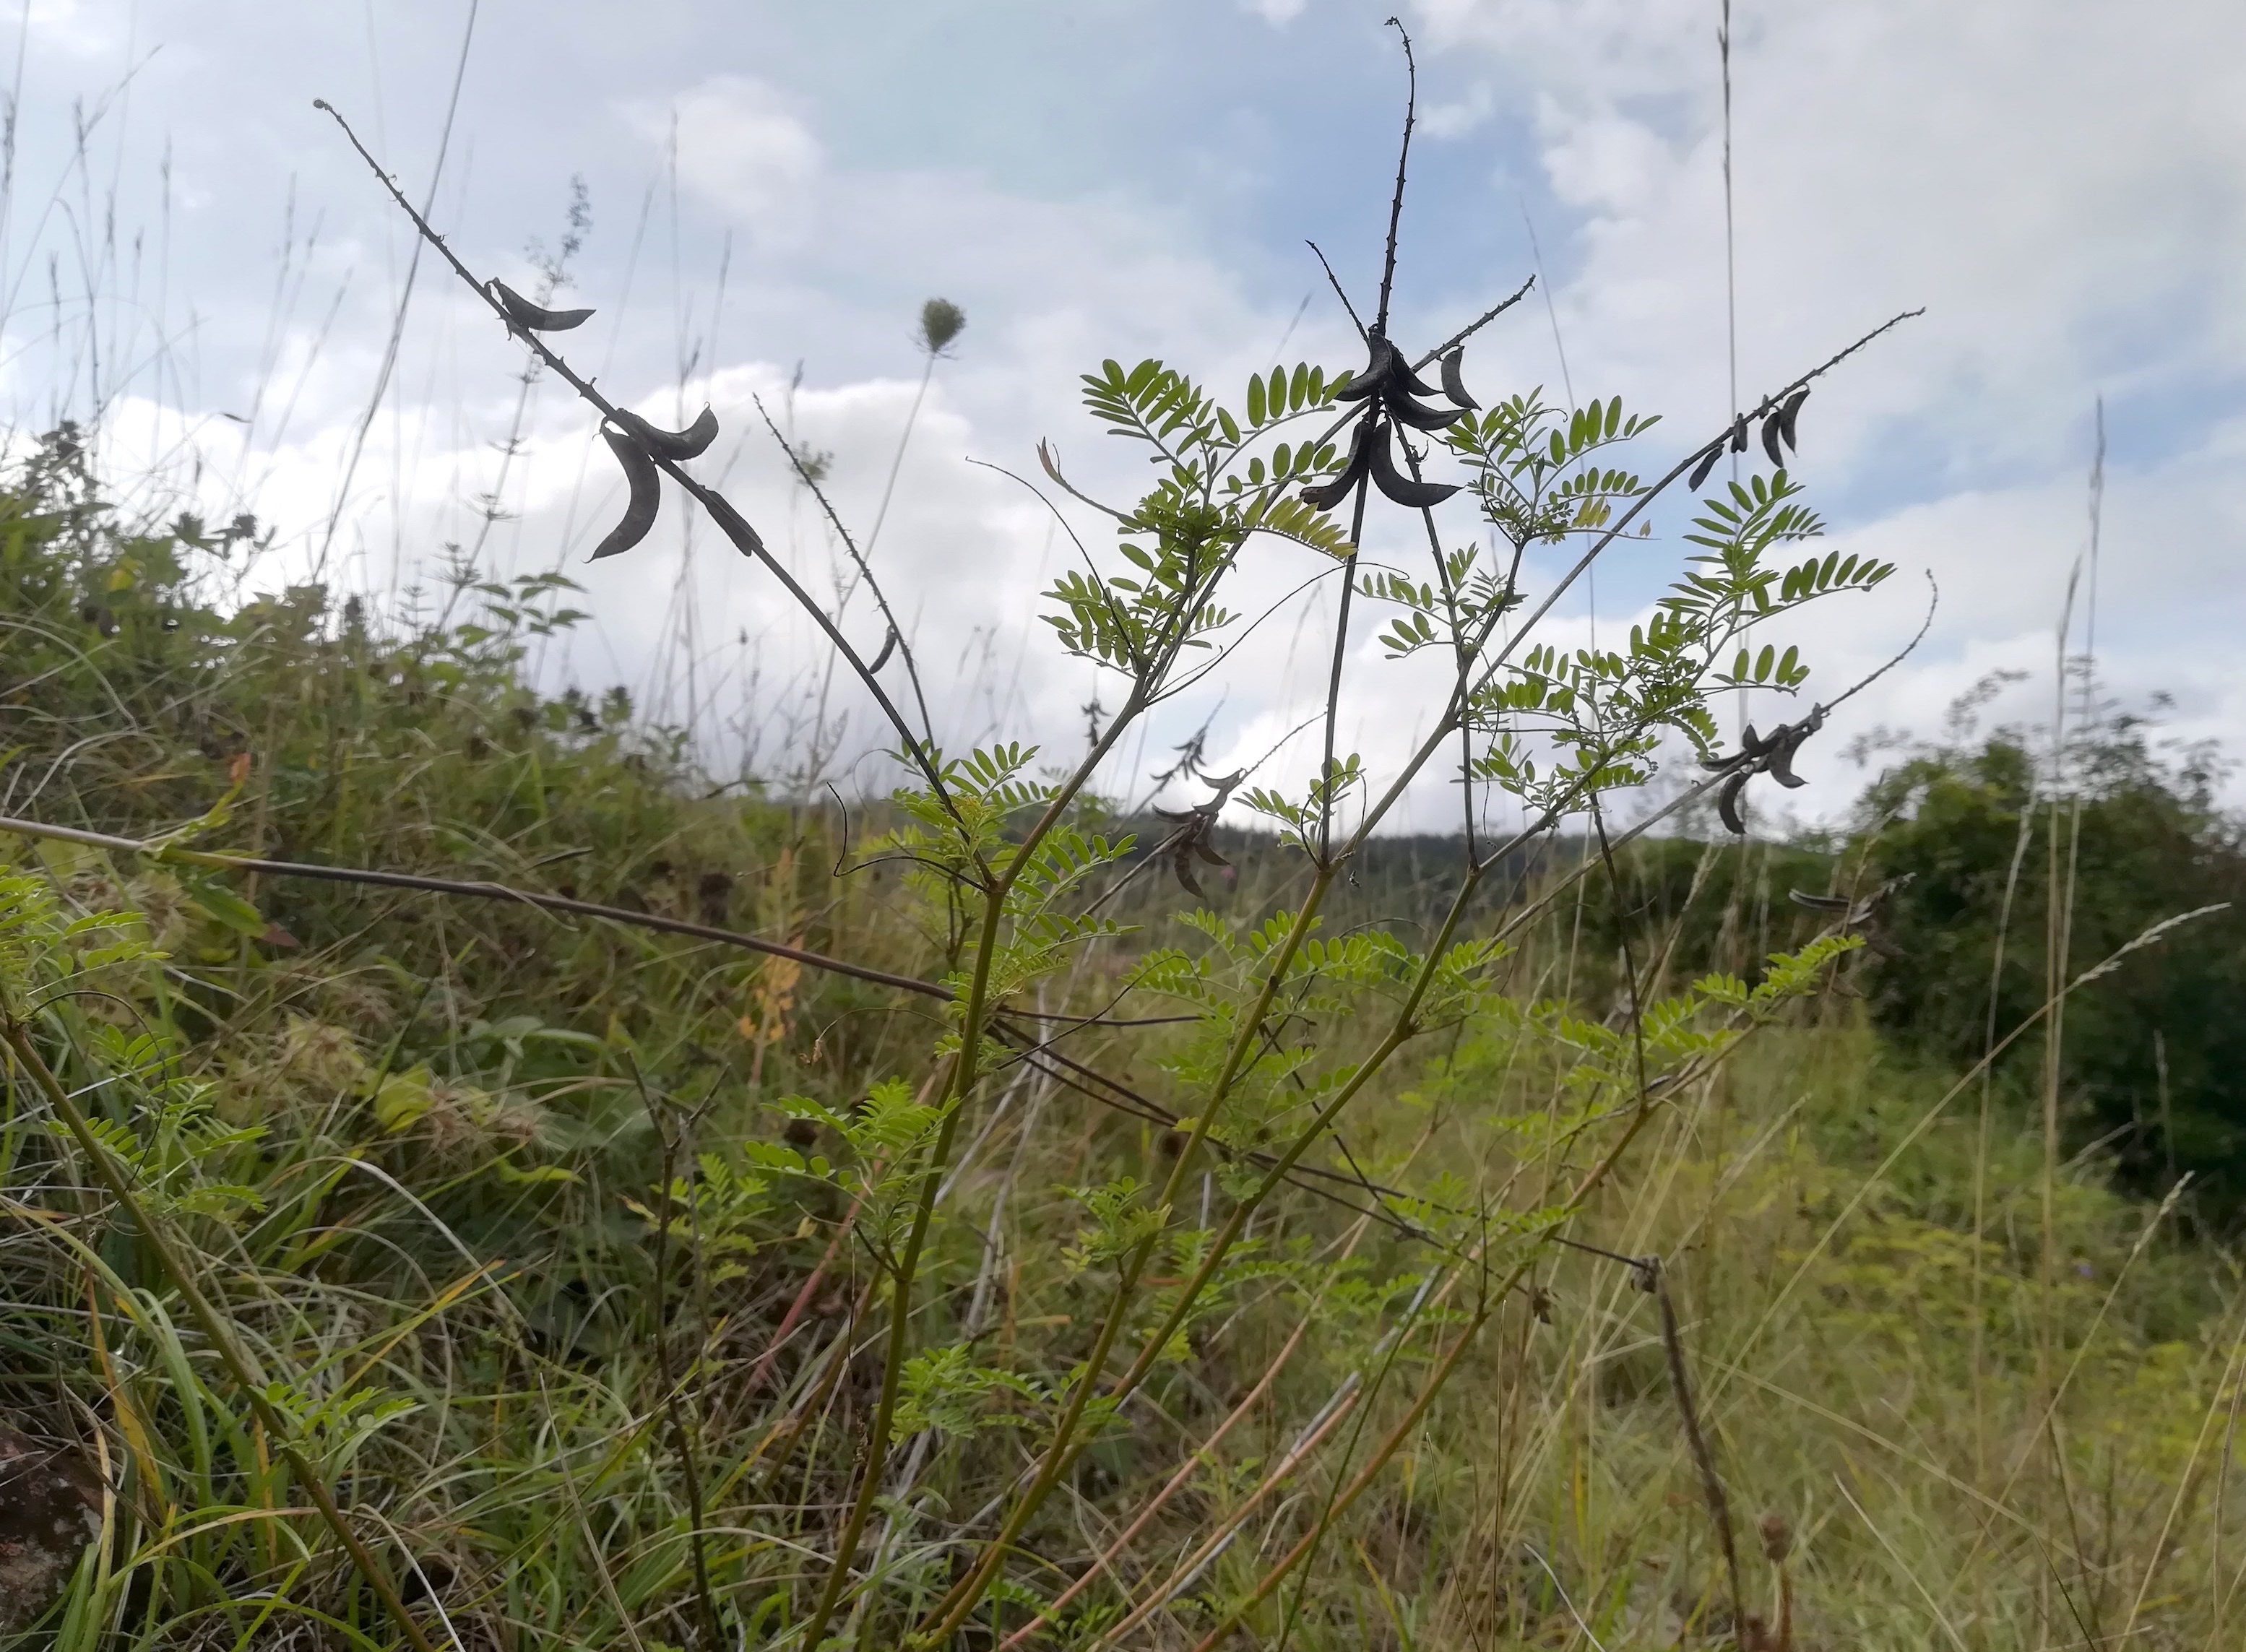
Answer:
[{"xmin": 4, "ymin": 7, "xmax": 2246, "ymax": 1652}]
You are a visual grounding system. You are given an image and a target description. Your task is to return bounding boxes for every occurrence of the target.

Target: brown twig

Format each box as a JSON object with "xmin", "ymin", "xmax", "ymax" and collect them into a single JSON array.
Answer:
[
  {"xmin": 0, "ymin": 811, "xmax": 946, "ymax": 998},
  {"xmin": 1646, "ymin": 1257, "xmax": 1748, "ymax": 1640},
  {"xmin": 629, "ymin": 1063, "xmax": 722, "ymax": 1652},
  {"xmin": 1410, "ymin": 274, "xmax": 1537, "ymax": 371}
]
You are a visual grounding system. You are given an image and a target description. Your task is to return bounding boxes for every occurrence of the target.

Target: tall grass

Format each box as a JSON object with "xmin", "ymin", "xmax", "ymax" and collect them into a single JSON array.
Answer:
[
  {"xmin": 0, "ymin": 44, "xmax": 2239, "ymax": 1652},
  {"xmin": 0, "ymin": 431, "xmax": 2238, "ymax": 1650}
]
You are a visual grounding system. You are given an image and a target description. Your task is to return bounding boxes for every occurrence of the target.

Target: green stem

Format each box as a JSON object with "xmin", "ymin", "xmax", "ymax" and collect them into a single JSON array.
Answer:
[
  {"xmin": 795, "ymin": 686, "xmax": 1152, "ymax": 1649},
  {"xmin": 1188, "ymin": 1039, "xmax": 1686, "ymax": 1651},
  {"xmin": 922, "ymin": 853, "xmax": 1493, "ymax": 1642},
  {"xmin": 4, "ymin": 1019, "xmax": 443, "ymax": 1652},
  {"xmin": 1189, "ymin": 1297, "xmax": 1500, "ymax": 1651},
  {"xmin": 791, "ymin": 1100, "xmax": 965, "ymax": 1651}
]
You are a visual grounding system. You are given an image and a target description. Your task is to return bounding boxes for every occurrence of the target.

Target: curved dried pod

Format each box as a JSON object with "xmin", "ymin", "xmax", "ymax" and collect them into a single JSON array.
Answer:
[
  {"xmin": 1300, "ymin": 416, "xmax": 1379, "ymax": 510},
  {"xmin": 1687, "ymin": 441, "xmax": 1726, "ymax": 490},
  {"xmin": 589, "ymin": 427, "xmax": 662, "ymax": 561},
  {"xmin": 1439, "ymin": 345, "xmax": 1478, "ymax": 410},
  {"xmin": 488, "ymin": 279, "xmax": 595, "ymax": 332},
  {"xmin": 1365, "ymin": 422, "xmax": 1461, "ymax": 509},
  {"xmin": 702, "ymin": 490, "xmax": 769, "ymax": 558},
  {"xmin": 1761, "ymin": 411, "xmax": 1788, "ymax": 468},
  {"xmin": 1333, "ymin": 344, "xmax": 1392, "ymax": 403},
  {"xmin": 1385, "ymin": 389, "xmax": 1467, "ymax": 433},
  {"xmin": 616, "ymin": 405, "xmax": 720, "ymax": 460},
  {"xmin": 1386, "ymin": 341, "xmax": 1441, "ymax": 399},
  {"xmin": 1717, "ymin": 769, "xmax": 1750, "ymax": 834},
  {"xmin": 1776, "ymin": 386, "xmax": 1810, "ymax": 450}
]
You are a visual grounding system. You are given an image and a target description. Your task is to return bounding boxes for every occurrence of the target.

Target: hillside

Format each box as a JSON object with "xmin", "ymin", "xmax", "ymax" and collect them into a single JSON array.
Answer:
[{"xmin": 0, "ymin": 429, "xmax": 2239, "ymax": 1652}]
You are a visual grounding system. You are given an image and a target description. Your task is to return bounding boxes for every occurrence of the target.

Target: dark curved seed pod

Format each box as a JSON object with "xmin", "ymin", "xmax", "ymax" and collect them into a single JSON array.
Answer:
[
  {"xmin": 490, "ymin": 280, "xmax": 595, "ymax": 333},
  {"xmin": 702, "ymin": 491, "xmax": 768, "ymax": 558},
  {"xmin": 1390, "ymin": 350, "xmax": 1440, "ymax": 399},
  {"xmin": 1729, "ymin": 414, "xmax": 1750, "ymax": 454},
  {"xmin": 868, "ymin": 628, "xmax": 899, "ymax": 672},
  {"xmin": 1717, "ymin": 770, "xmax": 1749, "ymax": 835},
  {"xmin": 1766, "ymin": 742, "xmax": 1808, "ymax": 788},
  {"xmin": 1300, "ymin": 418, "xmax": 1378, "ymax": 509},
  {"xmin": 1777, "ymin": 386, "xmax": 1810, "ymax": 451},
  {"xmin": 1761, "ymin": 413, "xmax": 1788, "ymax": 468},
  {"xmin": 617, "ymin": 405, "xmax": 720, "ymax": 459},
  {"xmin": 1789, "ymin": 889, "xmax": 1852, "ymax": 912},
  {"xmin": 1383, "ymin": 388, "xmax": 1467, "ymax": 433},
  {"xmin": 1440, "ymin": 346, "xmax": 1478, "ymax": 410},
  {"xmin": 1367, "ymin": 423, "xmax": 1463, "ymax": 509},
  {"xmin": 589, "ymin": 428, "xmax": 662, "ymax": 560},
  {"xmin": 1688, "ymin": 442, "xmax": 1725, "ymax": 490},
  {"xmin": 1334, "ymin": 338, "xmax": 1396, "ymax": 402}
]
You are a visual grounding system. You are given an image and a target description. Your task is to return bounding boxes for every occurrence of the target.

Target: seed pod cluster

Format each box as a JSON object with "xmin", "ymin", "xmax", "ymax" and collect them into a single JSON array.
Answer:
[
  {"xmin": 1687, "ymin": 386, "xmax": 1812, "ymax": 490},
  {"xmin": 1701, "ymin": 705, "xmax": 1827, "ymax": 834},
  {"xmin": 1303, "ymin": 333, "xmax": 1477, "ymax": 513},
  {"xmin": 1152, "ymin": 770, "xmax": 1246, "ymax": 899},
  {"xmin": 479, "ymin": 267, "xmax": 753, "ymax": 564},
  {"xmin": 1788, "ymin": 872, "xmax": 1912, "ymax": 959}
]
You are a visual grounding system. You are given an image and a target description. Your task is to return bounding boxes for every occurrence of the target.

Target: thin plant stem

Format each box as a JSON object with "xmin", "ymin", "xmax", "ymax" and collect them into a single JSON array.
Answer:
[
  {"xmin": 634, "ymin": 1068, "xmax": 722, "ymax": 1652},
  {"xmin": 1653, "ymin": 1260, "xmax": 1745, "ymax": 1635},
  {"xmin": 864, "ymin": 353, "xmax": 934, "ymax": 558},
  {"xmin": 313, "ymin": 99, "xmax": 958, "ymax": 812},
  {"xmin": 795, "ymin": 679, "xmax": 1159, "ymax": 1648}
]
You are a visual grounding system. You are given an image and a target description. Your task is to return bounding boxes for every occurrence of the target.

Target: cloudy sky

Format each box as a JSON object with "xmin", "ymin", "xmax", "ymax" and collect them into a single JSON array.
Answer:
[{"xmin": 7, "ymin": 0, "xmax": 2245, "ymax": 834}]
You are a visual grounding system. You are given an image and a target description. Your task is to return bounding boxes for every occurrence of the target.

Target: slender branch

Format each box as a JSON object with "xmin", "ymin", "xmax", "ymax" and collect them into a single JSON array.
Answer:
[
  {"xmin": 1412, "ymin": 274, "xmax": 1537, "ymax": 371},
  {"xmin": 1460, "ymin": 308, "xmax": 1929, "ymax": 721},
  {"xmin": 798, "ymin": 673, "xmax": 1162, "ymax": 1648},
  {"xmin": 993, "ymin": 1030, "xmax": 1456, "ymax": 1240},
  {"xmin": 1184, "ymin": 1029, "xmax": 1709, "ymax": 1651},
  {"xmin": 1397, "ymin": 428, "xmax": 1482, "ymax": 854},
  {"xmin": 1318, "ymin": 472, "xmax": 1374, "ymax": 861},
  {"xmin": 4, "ymin": 811, "xmax": 1451, "ymax": 1256},
  {"xmin": 750, "ymin": 392, "xmax": 939, "ymax": 743},
  {"xmin": 312, "ymin": 98, "xmax": 956, "ymax": 808},
  {"xmin": 1305, "ymin": 240, "xmax": 1367, "ymax": 341},
  {"xmin": 1652, "ymin": 1258, "xmax": 1746, "ymax": 1637},
  {"xmin": 0, "ymin": 813, "xmax": 949, "ymax": 1000},
  {"xmin": 920, "ymin": 817, "xmax": 1490, "ymax": 1642},
  {"xmin": 1372, "ymin": 17, "xmax": 1417, "ymax": 337},
  {"xmin": 995, "ymin": 1311, "xmax": 1324, "ymax": 1650},
  {"xmin": 1188, "ymin": 1298, "xmax": 1495, "ymax": 1651}
]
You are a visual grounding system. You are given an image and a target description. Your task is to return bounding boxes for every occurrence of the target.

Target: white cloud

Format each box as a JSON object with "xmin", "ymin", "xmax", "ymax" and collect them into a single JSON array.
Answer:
[
  {"xmin": 621, "ymin": 75, "xmax": 824, "ymax": 241},
  {"xmin": 1388, "ymin": 0, "xmax": 2246, "ymax": 810},
  {"xmin": 13, "ymin": 0, "xmax": 2246, "ymax": 829},
  {"xmin": 22, "ymin": 0, "xmax": 124, "ymax": 56},
  {"xmin": 1420, "ymin": 82, "xmax": 1495, "ymax": 141}
]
